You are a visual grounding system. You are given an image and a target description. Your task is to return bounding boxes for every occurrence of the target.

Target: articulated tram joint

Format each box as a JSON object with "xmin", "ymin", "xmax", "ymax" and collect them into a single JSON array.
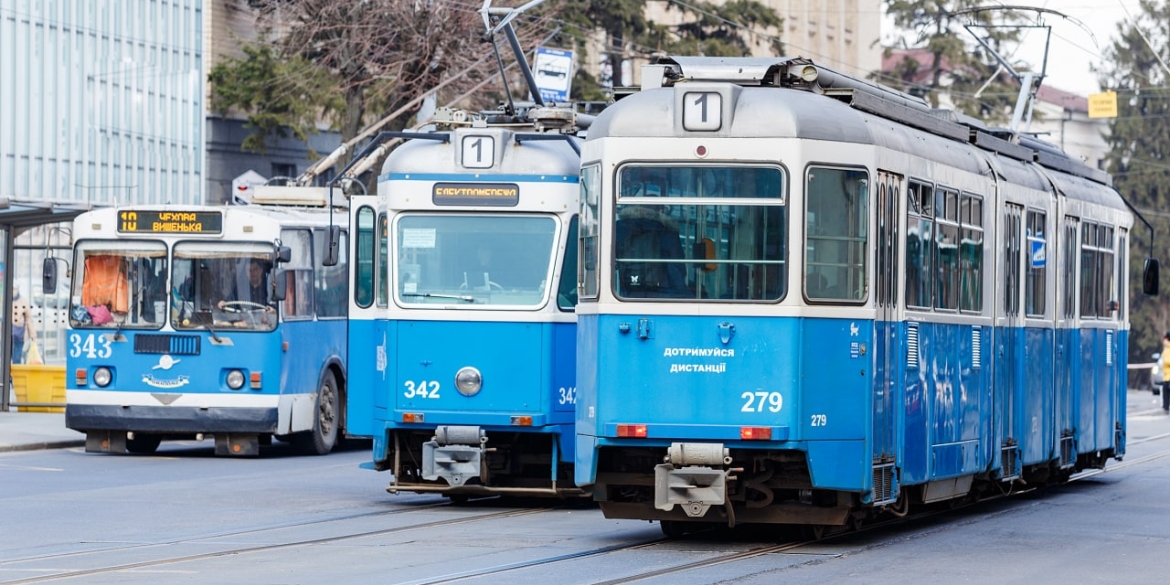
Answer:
[
  {"xmin": 422, "ymin": 425, "xmax": 488, "ymax": 487},
  {"xmin": 654, "ymin": 442, "xmax": 733, "ymax": 518}
]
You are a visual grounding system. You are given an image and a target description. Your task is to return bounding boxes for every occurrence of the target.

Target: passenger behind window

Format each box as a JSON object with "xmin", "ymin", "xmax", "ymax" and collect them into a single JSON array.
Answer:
[{"xmin": 616, "ymin": 206, "xmax": 688, "ymax": 298}]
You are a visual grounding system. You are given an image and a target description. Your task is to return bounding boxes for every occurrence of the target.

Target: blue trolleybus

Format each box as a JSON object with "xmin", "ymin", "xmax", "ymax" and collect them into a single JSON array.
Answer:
[
  {"xmin": 347, "ymin": 106, "xmax": 583, "ymax": 498},
  {"xmin": 574, "ymin": 57, "xmax": 1156, "ymax": 535},
  {"xmin": 52, "ymin": 189, "xmax": 349, "ymax": 455}
]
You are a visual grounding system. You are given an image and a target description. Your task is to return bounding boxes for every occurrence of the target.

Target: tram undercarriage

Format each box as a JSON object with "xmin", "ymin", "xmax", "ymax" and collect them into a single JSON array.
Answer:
[{"xmin": 382, "ymin": 429, "xmax": 585, "ymax": 498}]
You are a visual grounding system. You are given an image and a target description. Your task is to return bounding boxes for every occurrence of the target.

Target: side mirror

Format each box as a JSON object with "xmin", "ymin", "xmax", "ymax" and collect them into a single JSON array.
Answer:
[
  {"xmin": 323, "ymin": 225, "xmax": 341, "ymax": 267},
  {"xmin": 271, "ymin": 270, "xmax": 288, "ymax": 302},
  {"xmin": 1144, "ymin": 257, "xmax": 1159, "ymax": 295},
  {"xmin": 275, "ymin": 245, "xmax": 292, "ymax": 264},
  {"xmin": 43, "ymin": 257, "xmax": 58, "ymax": 293}
]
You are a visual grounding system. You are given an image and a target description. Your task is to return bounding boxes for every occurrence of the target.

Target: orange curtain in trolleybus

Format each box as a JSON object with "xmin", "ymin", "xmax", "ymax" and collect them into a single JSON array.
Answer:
[{"xmin": 81, "ymin": 255, "xmax": 130, "ymax": 314}]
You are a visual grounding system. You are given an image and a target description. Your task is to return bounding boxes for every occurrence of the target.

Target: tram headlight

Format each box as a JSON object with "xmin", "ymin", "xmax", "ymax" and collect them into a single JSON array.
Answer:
[
  {"xmin": 454, "ymin": 367, "xmax": 483, "ymax": 396},
  {"xmin": 93, "ymin": 367, "xmax": 112, "ymax": 388},
  {"xmin": 226, "ymin": 369, "xmax": 246, "ymax": 390}
]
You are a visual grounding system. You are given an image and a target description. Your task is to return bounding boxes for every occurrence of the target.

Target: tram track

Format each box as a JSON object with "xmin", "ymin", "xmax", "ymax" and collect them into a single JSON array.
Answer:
[
  {"xmin": 393, "ymin": 442, "xmax": 1170, "ymax": 585},
  {"xmin": 7, "ymin": 439, "xmax": 1169, "ymax": 584},
  {"xmin": 0, "ymin": 503, "xmax": 554, "ymax": 585}
]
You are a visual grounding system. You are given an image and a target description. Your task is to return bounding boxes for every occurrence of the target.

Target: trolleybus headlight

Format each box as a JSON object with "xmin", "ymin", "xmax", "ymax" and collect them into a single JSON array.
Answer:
[
  {"xmin": 93, "ymin": 367, "xmax": 112, "ymax": 388},
  {"xmin": 226, "ymin": 369, "xmax": 246, "ymax": 390},
  {"xmin": 454, "ymin": 367, "xmax": 483, "ymax": 396}
]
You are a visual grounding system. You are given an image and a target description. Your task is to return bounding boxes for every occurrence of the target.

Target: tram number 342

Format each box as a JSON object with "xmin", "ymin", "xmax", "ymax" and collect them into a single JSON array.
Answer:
[{"xmin": 403, "ymin": 380, "xmax": 440, "ymax": 399}]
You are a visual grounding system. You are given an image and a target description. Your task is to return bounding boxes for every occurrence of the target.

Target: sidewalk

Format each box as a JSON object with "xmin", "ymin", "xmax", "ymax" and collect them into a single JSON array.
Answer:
[{"xmin": 0, "ymin": 410, "xmax": 84, "ymax": 453}]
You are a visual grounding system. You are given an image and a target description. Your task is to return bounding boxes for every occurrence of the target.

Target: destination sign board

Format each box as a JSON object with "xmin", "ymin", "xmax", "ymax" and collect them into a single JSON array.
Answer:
[
  {"xmin": 117, "ymin": 210, "xmax": 223, "ymax": 234},
  {"xmin": 432, "ymin": 183, "xmax": 519, "ymax": 207}
]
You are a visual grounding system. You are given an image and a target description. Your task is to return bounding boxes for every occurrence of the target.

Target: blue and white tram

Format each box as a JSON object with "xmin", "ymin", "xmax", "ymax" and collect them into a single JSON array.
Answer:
[
  {"xmin": 348, "ymin": 107, "xmax": 583, "ymax": 497},
  {"xmin": 52, "ymin": 190, "xmax": 349, "ymax": 456},
  {"xmin": 574, "ymin": 56, "xmax": 1154, "ymax": 532}
]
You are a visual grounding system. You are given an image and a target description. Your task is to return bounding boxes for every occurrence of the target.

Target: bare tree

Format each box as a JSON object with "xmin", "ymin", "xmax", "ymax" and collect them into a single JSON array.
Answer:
[{"xmin": 214, "ymin": 1, "xmax": 560, "ymax": 151}]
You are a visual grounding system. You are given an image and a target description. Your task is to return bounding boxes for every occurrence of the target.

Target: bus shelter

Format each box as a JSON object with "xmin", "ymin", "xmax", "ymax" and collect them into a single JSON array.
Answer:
[{"xmin": 0, "ymin": 198, "xmax": 90, "ymax": 412}]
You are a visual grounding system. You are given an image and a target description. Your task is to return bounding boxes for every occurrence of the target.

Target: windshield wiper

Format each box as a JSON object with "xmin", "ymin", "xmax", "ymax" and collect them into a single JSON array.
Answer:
[
  {"xmin": 192, "ymin": 310, "xmax": 222, "ymax": 342},
  {"xmin": 402, "ymin": 292, "xmax": 476, "ymax": 303}
]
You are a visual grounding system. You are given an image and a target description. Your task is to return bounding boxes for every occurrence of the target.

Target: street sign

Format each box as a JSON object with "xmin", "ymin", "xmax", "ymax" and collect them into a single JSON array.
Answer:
[
  {"xmin": 533, "ymin": 47, "xmax": 573, "ymax": 103},
  {"xmin": 1088, "ymin": 91, "xmax": 1118, "ymax": 119}
]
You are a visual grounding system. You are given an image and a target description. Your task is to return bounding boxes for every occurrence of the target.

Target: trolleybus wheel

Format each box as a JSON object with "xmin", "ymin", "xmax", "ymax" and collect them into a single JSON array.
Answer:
[
  {"xmin": 294, "ymin": 370, "xmax": 339, "ymax": 455},
  {"xmin": 126, "ymin": 434, "xmax": 161, "ymax": 454}
]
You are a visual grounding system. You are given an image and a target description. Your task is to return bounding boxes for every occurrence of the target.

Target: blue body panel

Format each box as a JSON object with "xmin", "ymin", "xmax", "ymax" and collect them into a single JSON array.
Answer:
[
  {"xmin": 65, "ymin": 320, "xmax": 345, "ymax": 432},
  {"xmin": 371, "ymin": 319, "xmax": 576, "ymax": 463},
  {"xmin": 576, "ymin": 314, "xmax": 872, "ymax": 492},
  {"xmin": 345, "ymin": 318, "xmax": 385, "ymax": 438},
  {"xmin": 877, "ymin": 321, "xmax": 989, "ymax": 487}
]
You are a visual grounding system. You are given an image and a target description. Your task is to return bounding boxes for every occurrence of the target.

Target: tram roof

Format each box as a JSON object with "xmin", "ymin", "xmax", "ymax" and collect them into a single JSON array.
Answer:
[
  {"xmin": 380, "ymin": 127, "xmax": 581, "ymax": 179},
  {"xmin": 591, "ymin": 56, "xmax": 1113, "ymax": 188}
]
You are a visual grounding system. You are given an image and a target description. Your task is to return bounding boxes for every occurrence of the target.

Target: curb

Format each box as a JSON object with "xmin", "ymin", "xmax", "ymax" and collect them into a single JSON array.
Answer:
[{"xmin": 0, "ymin": 439, "xmax": 85, "ymax": 453}]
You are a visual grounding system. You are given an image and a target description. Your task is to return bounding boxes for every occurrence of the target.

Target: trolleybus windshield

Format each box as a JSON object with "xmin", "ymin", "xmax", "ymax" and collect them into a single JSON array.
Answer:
[
  {"xmin": 395, "ymin": 214, "xmax": 557, "ymax": 308},
  {"xmin": 172, "ymin": 242, "xmax": 277, "ymax": 331},
  {"xmin": 70, "ymin": 241, "xmax": 168, "ymax": 329}
]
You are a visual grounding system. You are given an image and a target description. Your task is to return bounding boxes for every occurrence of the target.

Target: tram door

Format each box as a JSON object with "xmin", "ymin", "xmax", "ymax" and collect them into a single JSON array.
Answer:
[
  {"xmin": 996, "ymin": 203, "xmax": 1025, "ymax": 477},
  {"xmin": 872, "ymin": 171, "xmax": 901, "ymax": 502},
  {"xmin": 346, "ymin": 197, "xmax": 384, "ymax": 438}
]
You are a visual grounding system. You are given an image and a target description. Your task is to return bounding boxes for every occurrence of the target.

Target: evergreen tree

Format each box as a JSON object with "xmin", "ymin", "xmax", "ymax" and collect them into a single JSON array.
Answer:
[
  {"xmin": 559, "ymin": 0, "xmax": 782, "ymax": 97},
  {"xmin": 1099, "ymin": 0, "xmax": 1170, "ymax": 360},
  {"xmin": 883, "ymin": 0, "xmax": 1023, "ymax": 122}
]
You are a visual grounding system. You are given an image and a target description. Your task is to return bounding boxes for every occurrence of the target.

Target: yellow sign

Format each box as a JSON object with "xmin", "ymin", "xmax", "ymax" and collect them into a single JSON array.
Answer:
[
  {"xmin": 117, "ymin": 210, "xmax": 223, "ymax": 234},
  {"xmin": 1088, "ymin": 91, "xmax": 1118, "ymax": 119}
]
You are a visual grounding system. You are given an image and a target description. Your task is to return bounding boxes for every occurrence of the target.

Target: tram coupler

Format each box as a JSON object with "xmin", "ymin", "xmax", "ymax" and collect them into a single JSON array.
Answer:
[
  {"xmin": 654, "ymin": 442, "xmax": 732, "ymax": 518},
  {"xmin": 214, "ymin": 433, "xmax": 260, "ymax": 456},
  {"xmin": 85, "ymin": 430, "xmax": 128, "ymax": 453},
  {"xmin": 422, "ymin": 426, "xmax": 488, "ymax": 487}
]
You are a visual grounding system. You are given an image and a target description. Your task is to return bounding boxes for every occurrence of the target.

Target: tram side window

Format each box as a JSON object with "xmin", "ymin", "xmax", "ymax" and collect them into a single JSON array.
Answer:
[
  {"xmin": 934, "ymin": 188, "xmax": 959, "ymax": 310},
  {"xmin": 377, "ymin": 214, "xmax": 388, "ymax": 307},
  {"xmin": 1076, "ymin": 221, "xmax": 1113, "ymax": 320},
  {"xmin": 905, "ymin": 180, "xmax": 933, "ymax": 309},
  {"xmin": 355, "ymin": 206, "xmax": 376, "ymax": 308},
  {"xmin": 580, "ymin": 165, "xmax": 601, "ymax": 299},
  {"xmin": 805, "ymin": 166, "xmax": 868, "ymax": 302},
  {"xmin": 1080, "ymin": 222, "xmax": 1116, "ymax": 319},
  {"xmin": 558, "ymin": 216, "xmax": 579, "ymax": 311},
  {"xmin": 1025, "ymin": 211, "xmax": 1047, "ymax": 317},
  {"xmin": 1004, "ymin": 205, "xmax": 1022, "ymax": 317},
  {"xmin": 1061, "ymin": 219, "xmax": 1078, "ymax": 319},
  {"xmin": 1118, "ymin": 230, "xmax": 1128, "ymax": 320},
  {"xmin": 314, "ymin": 228, "xmax": 348, "ymax": 318},
  {"xmin": 614, "ymin": 165, "xmax": 787, "ymax": 302},
  {"xmin": 959, "ymin": 193, "xmax": 983, "ymax": 312}
]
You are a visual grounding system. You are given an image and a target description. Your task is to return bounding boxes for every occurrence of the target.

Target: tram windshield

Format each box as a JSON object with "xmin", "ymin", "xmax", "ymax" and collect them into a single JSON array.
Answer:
[
  {"xmin": 171, "ymin": 242, "xmax": 277, "ymax": 331},
  {"xmin": 70, "ymin": 241, "xmax": 169, "ymax": 329},
  {"xmin": 613, "ymin": 165, "xmax": 787, "ymax": 301},
  {"xmin": 395, "ymin": 214, "xmax": 557, "ymax": 308}
]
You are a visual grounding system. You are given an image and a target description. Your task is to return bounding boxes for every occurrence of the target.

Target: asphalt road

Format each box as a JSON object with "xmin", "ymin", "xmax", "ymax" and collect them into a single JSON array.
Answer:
[{"xmin": 1, "ymin": 396, "xmax": 1167, "ymax": 585}]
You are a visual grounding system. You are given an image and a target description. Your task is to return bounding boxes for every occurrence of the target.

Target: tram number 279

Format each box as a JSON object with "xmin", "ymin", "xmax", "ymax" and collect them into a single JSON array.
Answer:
[{"xmin": 741, "ymin": 391, "xmax": 782, "ymax": 413}]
